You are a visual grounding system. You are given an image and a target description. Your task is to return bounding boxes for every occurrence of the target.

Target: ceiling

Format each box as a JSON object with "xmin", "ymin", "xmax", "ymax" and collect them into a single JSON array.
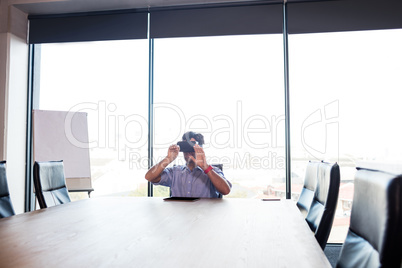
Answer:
[{"xmin": 14, "ymin": 0, "xmax": 287, "ymax": 16}]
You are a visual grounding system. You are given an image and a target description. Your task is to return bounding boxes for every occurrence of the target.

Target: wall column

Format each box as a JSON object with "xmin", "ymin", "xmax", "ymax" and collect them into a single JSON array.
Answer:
[
  {"xmin": 0, "ymin": 1, "xmax": 29, "ymax": 214},
  {"xmin": 0, "ymin": 1, "xmax": 10, "ymax": 161}
]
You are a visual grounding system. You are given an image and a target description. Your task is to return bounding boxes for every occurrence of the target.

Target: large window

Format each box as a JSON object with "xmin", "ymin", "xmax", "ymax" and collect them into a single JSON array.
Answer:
[
  {"xmin": 38, "ymin": 40, "xmax": 149, "ymax": 199},
  {"xmin": 289, "ymin": 29, "xmax": 402, "ymax": 242},
  {"xmin": 37, "ymin": 34, "xmax": 286, "ymax": 200},
  {"xmin": 152, "ymin": 34, "xmax": 286, "ymax": 198}
]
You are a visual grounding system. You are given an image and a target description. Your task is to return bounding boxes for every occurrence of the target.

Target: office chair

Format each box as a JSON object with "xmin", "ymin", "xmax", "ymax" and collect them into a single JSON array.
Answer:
[
  {"xmin": 33, "ymin": 160, "xmax": 71, "ymax": 209},
  {"xmin": 0, "ymin": 161, "xmax": 15, "ymax": 218},
  {"xmin": 212, "ymin": 164, "xmax": 224, "ymax": 198},
  {"xmin": 306, "ymin": 161, "xmax": 340, "ymax": 249},
  {"xmin": 297, "ymin": 161, "xmax": 320, "ymax": 218},
  {"xmin": 336, "ymin": 167, "xmax": 402, "ymax": 268}
]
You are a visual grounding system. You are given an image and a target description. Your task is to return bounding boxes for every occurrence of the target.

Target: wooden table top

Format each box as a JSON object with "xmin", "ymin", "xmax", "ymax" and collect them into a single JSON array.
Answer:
[{"xmin": 0, "ymin": 197, "xmax": 331, "ymax": 268}]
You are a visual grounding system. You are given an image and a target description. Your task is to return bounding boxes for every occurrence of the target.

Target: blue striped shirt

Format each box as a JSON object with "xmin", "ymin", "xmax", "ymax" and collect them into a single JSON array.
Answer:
[{"xmin": 154, "ymin": 165, "xmax": 231, "ymax": 198}]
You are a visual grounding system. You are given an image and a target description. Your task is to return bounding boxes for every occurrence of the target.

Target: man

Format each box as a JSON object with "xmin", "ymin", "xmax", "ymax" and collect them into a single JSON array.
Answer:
[{"xmin": 145, "ymin": 131, "xmax": 231, "ymax": 198}]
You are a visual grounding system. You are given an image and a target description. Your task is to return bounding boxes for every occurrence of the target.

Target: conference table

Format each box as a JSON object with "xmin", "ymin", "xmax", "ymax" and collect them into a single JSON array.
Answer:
[{"xmin": 0, "ymin": 197, "xmax": 331, "ymax": 267}]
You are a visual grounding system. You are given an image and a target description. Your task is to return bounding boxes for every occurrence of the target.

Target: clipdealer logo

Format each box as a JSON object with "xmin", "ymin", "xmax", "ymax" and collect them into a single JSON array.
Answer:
[
  {"xmin": 64, "ymin": 100, "xmax": 339, "ymax": 169},
  {"xmin": 301, "ymin": 100, "xmax": 339, "ymax": 160}
]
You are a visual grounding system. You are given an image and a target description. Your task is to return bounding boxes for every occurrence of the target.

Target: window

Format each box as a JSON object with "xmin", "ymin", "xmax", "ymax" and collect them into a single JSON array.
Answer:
[
  {"xmin": 289, "ymin": 29, "xmax": 402, "ymax": 242},
  {"xmin": 153, "ymin": 34, "xmax": 285, "ymax": 198},
  {"xmin": 37, "ymin": 39, "xmax": 149, "ymax": 199}
]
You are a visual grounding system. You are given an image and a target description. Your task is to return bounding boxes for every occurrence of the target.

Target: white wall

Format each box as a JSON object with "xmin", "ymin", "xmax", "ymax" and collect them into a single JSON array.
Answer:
[
  {"xmin": 0, "ymin": 32, "xmax": 8, "ymax": 161},
  {"xmin": 6, "ymin": 33, "xmax": 28, "ymax": 214},
  {"xmin": 0, "ymin": 3, "xmax": 29, "ymax": 214}
]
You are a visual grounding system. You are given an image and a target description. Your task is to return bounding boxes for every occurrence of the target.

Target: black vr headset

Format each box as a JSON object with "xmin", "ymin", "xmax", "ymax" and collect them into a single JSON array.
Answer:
[{"xmin": 177, "ymin": 140, "xmax": 198, "ymax": 152}]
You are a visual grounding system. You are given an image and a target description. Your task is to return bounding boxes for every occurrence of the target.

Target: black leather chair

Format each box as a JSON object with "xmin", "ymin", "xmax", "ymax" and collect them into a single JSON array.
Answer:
[
  {"xmin": 33, "ymin": 160, "xmax": 71, "ymax": 209},
  {"xmin": 0, "ymin": 161, "xmax": 15, "ymax": 218},
  {"xmin": 297, "ymin": 161, "xmax": 320, "ymax": 218},
  {"xmin": 305, "ymin": 161, "xmax": 340, "ymax": 249},
  {"xmin": 212, "ymin": 164, "xmax": 224, "ymax": 198},
  {"xmin": 212, "ymin": 164, "xmax": 223, "ymax": 171},
  {"xmin": 336, "ymin": 167, "xmax": 402, "ymax": 268}
]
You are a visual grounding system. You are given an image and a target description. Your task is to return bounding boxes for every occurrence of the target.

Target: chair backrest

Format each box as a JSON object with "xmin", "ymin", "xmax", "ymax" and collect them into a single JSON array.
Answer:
[
  {"xmin": 297, "ymin": 161, "xmax": 320, "ymax": 218},
  {"xmin": 212, "ymin": 164, "xmax": 224, "ymax": 198},
  {"xmin": 336, "ymin": 167, "xmax": 402, "ymax": 268},
  {"xmin": 306, "ymin": 161, "xmax": 340, "ymax": 249},
  {"xmin": 0, "ymin": 161, "xmax": 15, "ymax": 218},
  {"xmin": 212, "ymin": 164, "xmax": 223, "ymax": 171},
  {"xmin": 33, "ymin": 160, "xmax": 71, "ymax": 209}
]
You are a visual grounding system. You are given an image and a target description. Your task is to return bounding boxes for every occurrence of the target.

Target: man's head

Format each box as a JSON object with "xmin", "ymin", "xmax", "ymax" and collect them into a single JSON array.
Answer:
[
  {"xmin": 181, "ymin": 131, "xmax": 204, "ymax": 165},
  {"xmin": 182, "ymin": 131, "xmax": 204, "ymax": 146}
]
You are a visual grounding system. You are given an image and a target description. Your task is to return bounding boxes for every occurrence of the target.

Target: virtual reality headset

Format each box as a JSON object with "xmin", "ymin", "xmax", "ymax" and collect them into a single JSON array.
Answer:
[{"xmin": 177, "ymin": 140, "xmax": 198, "ymax": 152}]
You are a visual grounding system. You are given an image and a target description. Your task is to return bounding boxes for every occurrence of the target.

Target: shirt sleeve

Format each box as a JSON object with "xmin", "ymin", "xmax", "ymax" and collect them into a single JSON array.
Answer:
[
  {"xmin": 213, "ymin": 166, "xmax": 232, "ymax": 189},
  {"xmin": 153, "ymin": 166, "xmax": 173, "ymax": 187}
]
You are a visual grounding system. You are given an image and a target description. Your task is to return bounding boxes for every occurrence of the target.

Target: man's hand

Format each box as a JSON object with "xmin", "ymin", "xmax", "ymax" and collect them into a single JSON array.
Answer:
[
  {"xmin": 189, "ymin": 145, "xmax": 209, "ymax": 170},
  {"xmin": 167, "ymin": 144, "xmax": 180, "ymax": 162}
]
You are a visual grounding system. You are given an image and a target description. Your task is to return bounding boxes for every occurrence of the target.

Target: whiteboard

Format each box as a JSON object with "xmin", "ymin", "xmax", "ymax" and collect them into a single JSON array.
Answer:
[{"xmin": 33, "ymin": 110, "xmax": 92, "ymax": 191}]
